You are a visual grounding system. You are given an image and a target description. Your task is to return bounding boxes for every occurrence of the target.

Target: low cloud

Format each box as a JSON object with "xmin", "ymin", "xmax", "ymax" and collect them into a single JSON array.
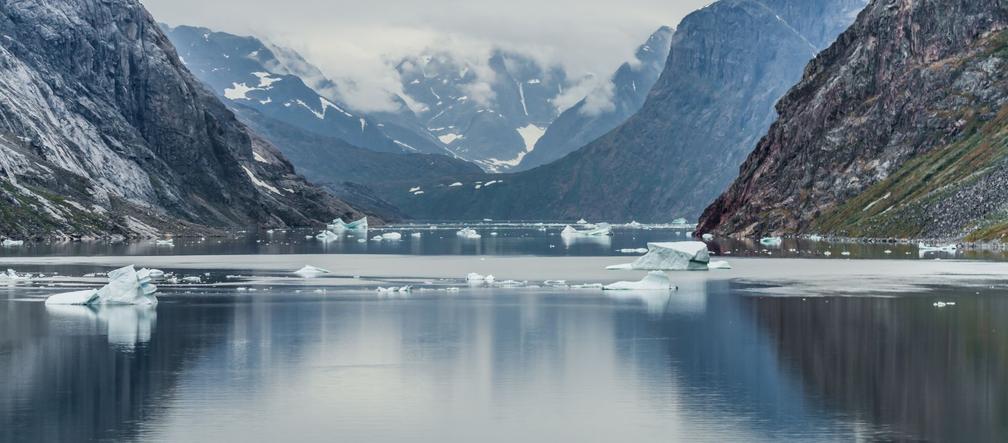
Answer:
[{"xmin": 144, "ymin": 0, "xmax": 707, "ymax": 112}]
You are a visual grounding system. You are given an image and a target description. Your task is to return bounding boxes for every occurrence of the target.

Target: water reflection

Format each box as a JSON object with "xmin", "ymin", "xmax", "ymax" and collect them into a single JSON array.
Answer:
[
  {"xmin": 747, "ymin": 292, "xmax": 1008, "ymax": 441},
  {"xmin": 1, "ymin": 284, "xmax": 1004, "ymax": 441}
]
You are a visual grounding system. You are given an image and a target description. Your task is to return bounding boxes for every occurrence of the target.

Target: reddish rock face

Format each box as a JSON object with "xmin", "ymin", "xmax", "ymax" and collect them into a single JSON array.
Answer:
[{"xmin": 699, "ymin": 0, "xmax": 1008, "ymax": 239}]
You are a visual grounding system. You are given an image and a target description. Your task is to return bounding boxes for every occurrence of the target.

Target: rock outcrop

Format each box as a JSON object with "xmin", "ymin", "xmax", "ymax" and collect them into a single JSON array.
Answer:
[
  {"xmin": 699, "ymin": 0, "xmax": 1008, "ymax": 240},
  {"xmin": 0, "ymin": 0, "xmax": 366, "ymax": 237}
]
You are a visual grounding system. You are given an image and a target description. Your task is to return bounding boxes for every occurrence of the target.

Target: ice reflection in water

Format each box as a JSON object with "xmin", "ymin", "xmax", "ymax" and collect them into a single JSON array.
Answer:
[{"xmin": 1, "ymin": 278, "xmax": 1004, "ymax": 442}]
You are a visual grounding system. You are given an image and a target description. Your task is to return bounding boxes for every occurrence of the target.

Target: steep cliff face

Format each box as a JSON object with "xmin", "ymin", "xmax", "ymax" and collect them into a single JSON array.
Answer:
[
  {"xmin": 699, "ymin": 0, "xmax": 1008, "ymax": 240},
  {"xmin": 382, "ymin": 0, "xmax": 864, "ymax": 222},
  {"xmin": 0, "ymin": 0, "xmax": 364, "ymax": 237}
]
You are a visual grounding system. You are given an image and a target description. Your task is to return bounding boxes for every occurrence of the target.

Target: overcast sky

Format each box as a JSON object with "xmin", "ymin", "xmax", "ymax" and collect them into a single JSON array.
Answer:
[{"xmin": 142, "ymin": 0, "xmax": 710, "ymax": 112}]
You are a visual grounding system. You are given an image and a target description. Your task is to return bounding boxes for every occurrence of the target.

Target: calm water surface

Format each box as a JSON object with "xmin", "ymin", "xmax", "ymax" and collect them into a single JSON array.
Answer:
[
  {"xmin": 0, "ymin": 223, "xmax": 1000, "ymax": 260},
  {"xmin": 2, "ymin": 280, "xmax": 1006, "ymax": 442}
]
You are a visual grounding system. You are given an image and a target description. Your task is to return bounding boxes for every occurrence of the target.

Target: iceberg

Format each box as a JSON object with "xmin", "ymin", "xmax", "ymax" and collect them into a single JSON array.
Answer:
[
  {"xmin": 371, "ymin": 235, "xmax": 383, "ymax": 241},
  {"xmin": 449, "ymin": 182, "xmax": 463, "ymax": 187},
  {"xmin": 626, "ymin": 221, "xmax": 643, "ymax": 229},
  {"xmin": 381, "ymin": 232, "xmax": 402, "ymax": 241},
  {"xmin": 457, "ymin": 228, "xmax": 481, "ymax": 239},
  {"xmin": 759, "ymin": 237, "xmax": 782, "ymax": 247},
  {"xmin": 561, "ymin": 223, "xmax": 612, "ymax": 237},
  {"xmin": 155, "ymin": 239, "xmax": 174, "ymax": 247},
  {"xmin": 618, "ymin": 248, "xmax": 649, "ymax": 254},
  {"xmin": 708, "ymin": 260, "xmax": 732, "ymax": 270},
  {"xmin": 576, "ymin": 218, "xmax": 589, "ymax": 225},
  {"xmin": 918, "ymin": 243, "xmax": 957, "ymax": 253},
  {"xmin": 1, "ymin": 239, "xmax": 23, "ymax": 247},
  {"xmin": 328, "ymin": 217, "xmax": 368, "ymax": 232},
  {"xmin": 604, "ymin": 271, "xmax": 675, "ymax": 291},
  {"xmin": 0, "ymin": 268, "xmax": 31, "ymax": 283},
  {"xmin": 294, "ymin": 265, "xmax": 330, "ymax": 278},
  {"xmin": 606, "ymin": 241, "xmax": 710, "ymax": 271},
  {"xmin": 411, "ymin": 232, "xmax": 422, "ymax": 238},
  {"xmin": 46, "ymin": 265, "xmax": 158, "ymax": 306},
  {"xmin": 315, "ymin": 230, "xmax": 340, "ymax": 242},
  {"xmin": 701, "ymin": 233, "xmax": 714, "ymax": 242}
]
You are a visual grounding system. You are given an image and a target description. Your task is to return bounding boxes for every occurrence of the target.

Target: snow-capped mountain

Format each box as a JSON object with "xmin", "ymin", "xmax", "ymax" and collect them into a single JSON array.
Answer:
[
  {"xmin": 396, "ymin": 50, "xmax": 571, "ymax": 171},
  {"xmin": 0, "ymin": 0, "xmax": 368, "ymax": 237},
  {"xmin": 162, "ymin": 25, "xmax": 445, "ymax": 155},
  {"xmin": 517, "ymin": 26, "xmax": 674, "ymax": 171}
]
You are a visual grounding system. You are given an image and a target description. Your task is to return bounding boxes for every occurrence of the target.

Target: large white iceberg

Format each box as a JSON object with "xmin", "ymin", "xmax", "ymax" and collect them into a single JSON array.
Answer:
[
  {"xmin": 606, "ymin": 241, "xmax": 710, "ymax": 271},
  {"xmin": 46, "ymin": 265, "xmax": 158, "ymax": 306},
  {"xmin": 760, "ymin": 237, "xmax": 782, "ymax": 247},
  {"xmin": 604, "ymin": 271, "xmax": 675, "ymax": 291},
  {"xmin": 381, "ymin": 232, "xmax": 402, "ymax": 241}
]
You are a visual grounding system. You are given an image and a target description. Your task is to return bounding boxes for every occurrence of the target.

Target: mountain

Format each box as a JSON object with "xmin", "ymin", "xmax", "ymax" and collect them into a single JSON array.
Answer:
[
  {"xmin": 0, "ymin": 0, "xmax": 367, "ymax": 237},
  {"xmin": 397, "ymin": 50, "xmax": 571, "ymax": 171},
  {"xmin": 231, "ymin": 105, "xmax": 483, "ymax": 217},
  {"xmin": 381, "ymin": 0, "xmax": 866, "ymax": 222},
  {"xmin": 162, "ymin": 25, "xmax": 446, "ymax": 155},
  {"xmin": 699, "ymin": 0, "xmax": 1008, "ymax": 241},
  {"xmin": 516, "ymin": 26, "xmax": 674, "ymax": 171}
]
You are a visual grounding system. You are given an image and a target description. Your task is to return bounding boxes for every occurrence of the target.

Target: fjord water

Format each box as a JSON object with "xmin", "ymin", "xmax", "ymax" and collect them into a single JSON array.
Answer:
[{"xmin": 2, "ymin": 282, "xmax": 1007, "ymax": 441}]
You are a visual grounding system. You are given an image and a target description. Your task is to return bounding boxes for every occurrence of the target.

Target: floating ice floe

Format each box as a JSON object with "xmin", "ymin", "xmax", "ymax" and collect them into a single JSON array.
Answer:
[
  {"xmin": 294, "ymin": 265, "xmax": 330, "ymax": 278},
  {"xmin": 933, "ymin": 301, "xmax": 957, "ymax": 308},
  {"xmin": 607, "ymin": 242, "xmax": 710, "ymax": 271},
  {"xmin": 381, "ymin": 232, "xmax": 403, "ymax": 241},
  {"xmin": 2, "ymin": 239, "xmax": 23, "ymax": 247},
  {"xmin": 466, "ymin": 273, "xmax": 495, "ymax": 284},
  {"xmin": 155, "ymin": 239, "xmax": 174, "ymax": 247},
  {"xmin": 701, "ymin": 233, "xmax": 714, "ymax": 242},
  {"xmin": 604, "ymin": 271, "xmax": 675, "ymax": 291},
  {"xmin": 918, "ymin": 243, "xmax": 957, "ymax": 253},
  {"xmin": 371, "ymin": 235, "xmax": 383, "ymax": 241},
  {"xmin": 561, "ymin": 223, "xmax": 612, "ymax": 237},
  {"xmin": 457, "ymin": 228, "xmax": 481, "ymax": 239},
  {"xmin": 377, "ymin": 286, "xmax": 411, "ymax": 294},
  {"xmin": 618, "ymin": 248, "xmax": 649, "ymax": 254},
  {"xmin": 411, "ymin": 232, "xmax": 422, "ymax": 238},
  {"xmin": 409, "ymin": 186, "xmax": 421, "ymax": 193},
  {"xmin": 45, "ymin": 265, "xmax": 158, "ymax": 306},
  {"xmin": 759, "ymin": 237, "xmax": 782, "ymax": 247},
  {"xmin": 626, "ymin": 221, "xmax": 643, "ymax": 229},
  {"xmin": 708, "ymin": 260, "xmax": 732, "ymax": 270},
  {"xmin": 449, "ymin": 182, "xmax": 463, "ymax": 187},
  {"xmin": 576, "ymin": 218, "xmax": 589, "ymax": 225}
]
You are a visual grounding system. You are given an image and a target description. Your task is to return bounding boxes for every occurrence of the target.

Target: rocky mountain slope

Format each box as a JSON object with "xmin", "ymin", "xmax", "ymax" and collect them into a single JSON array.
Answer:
[
  {"xmin": 516, "ymin": 26, "xmax": 674, "ymax": 171},
  {"xmin": 162, "ymin": 25, "xmax": 447, "ymax": 155},
  {"xmin": 396, "ymin": 50, "xmax": 570, "ymax": 171},
  {"xmin": 0, "ymin": 0, "xmax": 367, "ymax": 238},
  {"xmin": 382, "ymin": 0, "xmax": 866, "ymax": 222},
  {"xmin": 699, "ymin": 0, "xmax": 1008, "ymax": 241}
]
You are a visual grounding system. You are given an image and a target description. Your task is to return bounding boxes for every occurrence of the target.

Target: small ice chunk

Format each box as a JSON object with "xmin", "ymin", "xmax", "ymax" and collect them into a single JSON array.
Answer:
[
  {"xmin": 371, "ymin": 235, "xmax": 383, "ymax": 241},
  {"xmin": 316, "ymin": 230, "xmax": 340, "ymax": 242},
  {"xmin": 381, "ymin": 232, "xmax": 402, "ymax": 241},
  {"xmin": 409, "ymin": 186, "xmax": 421, "ymax": 193},
  {"xmin": 607, "ymin": 242, "xmax": 710, "ymax": 271},
  {"xmin": 411, "ymin": 232, "xmax": 422, "ymax": 238},
  {"xmin": 618, "ymin": 248, "xmax": 649, "ymax": 254},
  {"xmin": 702, "ymin": 233, "xmax": 714, "ymax": 242},
  {"xmin": 708, "ymin": 260, "xmax": 732, "ymax": 270},
  {"xmin": 1, "ymin": 239, "xmax": 23, "ymax": 247},
  {"xmin": 294, "ymin": 265, "xmax": 330, "ymax": 278},
  {"xmin": 156, "ymin": 239, "xmax": 174, "ymax": 247},
  {"xmin": 457, "ymin": 228, "xmax": 481, "ymax": 239},
  {"xmin": 604, "ymin": 272, "xmax": 674, "ymax": 291},
  {"xmin": 576, "ymin": 219, "xmax": 589, "ymax": 225},
  {"xmin": 759, "ymin": 237, "xmax": 782, "ymax": 247},
  {"xmin": 449, "ymin": 182, "xmax": 463, "ymax": 187}
]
